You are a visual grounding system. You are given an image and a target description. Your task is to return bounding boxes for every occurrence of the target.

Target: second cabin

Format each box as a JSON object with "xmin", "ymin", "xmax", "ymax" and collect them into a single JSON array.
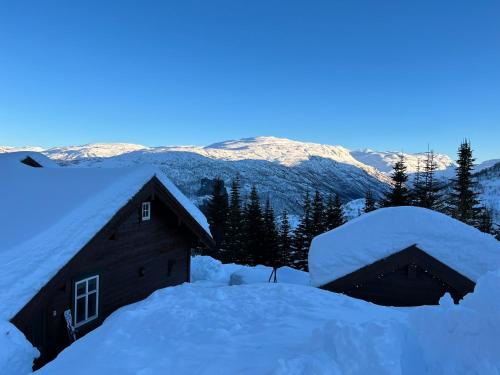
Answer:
[{"xmin": 308, "ymin": 207, "xmax": 500, "ymax": 307}]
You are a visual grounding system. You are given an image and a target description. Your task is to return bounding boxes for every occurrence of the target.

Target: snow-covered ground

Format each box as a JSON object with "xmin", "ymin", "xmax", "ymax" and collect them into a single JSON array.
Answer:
[
  {"xmin": 1, "ymin": 256, "xmax": 500, "ymax": 374},
  {"xmin": 191, "ymin": 255, "xmax": 310, "ymax": 286},
  {"xmin": 21, "ymin": 257, "xmax": 497, "ymax": 375}
]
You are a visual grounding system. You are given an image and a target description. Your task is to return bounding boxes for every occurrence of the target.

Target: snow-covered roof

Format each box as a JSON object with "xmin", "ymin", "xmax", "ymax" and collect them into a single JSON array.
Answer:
[
  {"xmin": 309, "ymin": 207, "xmax": 500, "ymax": 287},
  {"xmin": 1, "ymin": 151, "xmax": 59, "ymax": 168},
  {"xmin": 0, "ymin": 154, "xmax": 210, "ymax": 320}
]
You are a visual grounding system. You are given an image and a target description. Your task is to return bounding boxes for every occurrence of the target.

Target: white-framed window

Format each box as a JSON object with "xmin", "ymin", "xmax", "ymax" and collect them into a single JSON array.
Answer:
[
  {"xmin": 74, "ymin": 275, "xmax": 99, "ymax": 327},
  {"xmin": 142, "ymin": 201, "xmax": 151, "ymax": 221}
]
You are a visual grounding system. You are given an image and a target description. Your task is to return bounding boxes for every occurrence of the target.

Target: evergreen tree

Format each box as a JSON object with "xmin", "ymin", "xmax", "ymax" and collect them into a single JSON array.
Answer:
[
  {"xmin": 411, "ymin": 158, "xmax": 426, "ymax": 207},
  {"xmin": 262, "ymin": 198, "xmax": 279, "ymax": 267},
  {"xmin": 477, "ymin": 208, "xmax": 494, "ymax": 235},
  {"xmin": 384, "ymin": 154, "xmax": 410, "ymax": 206},
  {"xmin": 225, "ymin": 175, "xmax": 244, "ymax": 263},
  {"xmin": 364, "ymin": 189, "xmax": 376, "ymax": 213},
  {"xmin": 421, "ymin": 150, "xmax": 441, "ymax": 209},
  {"xmin": 205, "ymin": 177, "xmax": 228, "ymax": 259},
  {"xmin": 324, "ymin": 194, "xmax": 345, "ymax": 230},
  {"xmin": 292, "ymin": 192, "xmax": 312, "ymax": 271},
  {"xmin": 278, "ymin": 210, "xmax": 292, "ymax": 267},
  {"xmin": 448, "ymin": 140, "xmax": 481, "ymax": 225},
  {"xmin": 311, "ymin": 190, "xmax": 326, "ymax": 236},
  {"xmin": 243, "ymin": 185, "xmax": 264, "ymax": 266}
]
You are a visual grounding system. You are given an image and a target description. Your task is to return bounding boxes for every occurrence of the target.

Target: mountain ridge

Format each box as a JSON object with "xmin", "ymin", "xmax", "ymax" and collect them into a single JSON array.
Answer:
[{"xmin": 1, "ymin": 136, "xmax": 498, "ymax": 221}]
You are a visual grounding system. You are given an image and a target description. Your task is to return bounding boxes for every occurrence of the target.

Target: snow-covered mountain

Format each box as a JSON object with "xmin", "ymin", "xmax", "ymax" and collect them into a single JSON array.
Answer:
[
  {"xmin": 2, "ymin": 136, "xmax": 498, "ymax": 220},
  {"xmin": 475, "ymin": 162, "xmax": 500, "ymax": 223},
  {"xmin": 46, "ymin": 143, "xmax": 147, "ymax": 160},
  {"xmin": 0, "ymin": 146, "xmax": 44, "ymax": 153},
  {"xmin": 351, "ymin": 149, "xmax": 455, "ymax": 175},
  {"xmin": 41, "ymin": 137, "xmax": 390, "ymax": 215}
]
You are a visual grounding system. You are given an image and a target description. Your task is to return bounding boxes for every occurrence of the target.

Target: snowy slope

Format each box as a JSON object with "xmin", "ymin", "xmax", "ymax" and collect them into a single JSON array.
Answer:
[
  {"xmin": 35, "ymin": 262, "xmax": 500, "ymax": 375},
  {"xmin": 2, "ymin": 137, "xmax": 498, "ymax": 218},
  {"xmin": 46, "ymin": 143, "xmax": 147, "ymax": 160},
  {"xmin": 475, "ymin": 161, "xmax": 500, "ymax": 223},
  {"xmin": 41, "ymin": 137, "xmax": 392, "ymax": 215},
  {"xmin": 350, "ymin": 149, "xmax": 455, "ymax": 175},
  {"xmin": 36, "ymin": 282, "xmax": 405, "ymax": 375}
]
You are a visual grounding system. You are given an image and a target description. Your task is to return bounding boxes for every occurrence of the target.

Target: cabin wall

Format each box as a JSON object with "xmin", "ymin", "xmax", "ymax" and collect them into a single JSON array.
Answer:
[
  {"xmin": 321, "ymin": 246, "xmax": 475, "ymax": 307},
  {"xmin": 12, "ymin": 189, "xmax": 197, "ymax": 369},
  {"xmin": 327, "ymin": 264, "xmax": 461, "ymax": 306}
]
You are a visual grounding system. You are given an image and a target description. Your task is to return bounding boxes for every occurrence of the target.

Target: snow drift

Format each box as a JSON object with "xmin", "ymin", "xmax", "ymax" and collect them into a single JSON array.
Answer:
[{"xmin": 33, "ymin": 258, "xmax": 500, "ymax": 375}]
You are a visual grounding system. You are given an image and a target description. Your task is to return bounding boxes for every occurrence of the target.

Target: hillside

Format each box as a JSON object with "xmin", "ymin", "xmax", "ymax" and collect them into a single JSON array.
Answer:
[
  {"xmin": 1, "ymin": 137, "xmax": 498, "ymax": 219},
  {"xmin": 43, "ymin": 137, "xmax": 392, "ymax": 215}
]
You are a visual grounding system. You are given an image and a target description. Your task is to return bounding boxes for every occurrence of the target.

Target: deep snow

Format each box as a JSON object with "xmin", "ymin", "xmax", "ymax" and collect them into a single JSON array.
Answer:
[
  {"xmin": 1, "ymin": 257, "xmax": 499, "ymax": 374},
  {"xmin": 190, "ymin": 255, "xmax": 310, "ymax": 286},
  {"xmin": 309, "ymin": 207, "xmax": 500, "ymax": 287},
  {"xmin": 34, "ymin": 260, "xmax": 500, "ymax": 375}
]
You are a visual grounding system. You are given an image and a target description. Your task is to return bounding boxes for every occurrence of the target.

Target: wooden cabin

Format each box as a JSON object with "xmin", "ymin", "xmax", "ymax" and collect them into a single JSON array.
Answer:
[
  {"xmin": 308, "ymin": 207, "xmax": 500, "ymax": 307},
  {"xmin": 0, "ymin": 152, "xmax": 214, "ymax": 369}
]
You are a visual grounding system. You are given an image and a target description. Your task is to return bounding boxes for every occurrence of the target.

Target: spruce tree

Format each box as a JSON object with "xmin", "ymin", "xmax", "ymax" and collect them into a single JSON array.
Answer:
[
  {"xmin": 292, "ymin": 192, "xmax": 312, "ymax": 271},
  {"xmin": 311, "ymin": 190, "xmax": 326, "ymax": 236},
  {"xmin": 384, "ymin": 154, "xmax": 410, "ymax": 206},
  {"xmin": 278, "ymin": 210, "xmax": 292, "ymax": 267},
  {"xmin": 364, "ymin": 189, "xmax": 376, "ymax": 213},
  {"xmin": 449, "ymin": 140, "xmax": 481, "ymax": 225},
  {"xmin": 411, "ymin": 158, "xmax": 426, "ymax": 207},
  {"xmin": 477, "ymin": 208, "xmax": 494, "ymax": 235},
  {"xmin": 205, "ymin": 177, "xmax": 228, "ymax": 259},
  {"xmin": 324, "ymin": 194, "xmax": 345, "ymax": 230},
  {"xmin": 262, "ymin": 198, "xmax": 279, "ymax": 267},
  {"xmin": 422, "ymin": 150, "xmax": 441, "ymax": 209},
  {"xmin": 243, "ymin": 185, "xmax": 264, "ymax": 266},
  {"xmin": 225, "ymin": 175, "xmax": 244, "ymax": 263}
]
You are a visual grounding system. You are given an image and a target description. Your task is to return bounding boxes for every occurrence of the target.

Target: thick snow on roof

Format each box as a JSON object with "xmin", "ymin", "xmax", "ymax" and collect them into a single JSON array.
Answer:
[
  {"xmin": 309, "ymin": 207, "xmax": 500, "ymax": 287},
  {"xmin": 0, "ymin": 157, "xmax": 210, "ymax": 320},
  {"xmin": 0, "ymin": 151, "xmax": 59, "ymax": 168}
]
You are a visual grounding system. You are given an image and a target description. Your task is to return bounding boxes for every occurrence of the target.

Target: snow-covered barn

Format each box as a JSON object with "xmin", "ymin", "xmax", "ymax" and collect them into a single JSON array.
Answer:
[
  {"xmin": 0, "ymin": 152, "xmax": 213, "ymax": 369},
  {"xmin": 309, "ymin": 207, "xmax": 500, "ymax": 307}
]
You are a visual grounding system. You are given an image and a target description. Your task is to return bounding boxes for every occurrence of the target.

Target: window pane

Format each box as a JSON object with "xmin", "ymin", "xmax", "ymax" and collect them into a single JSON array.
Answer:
[
  {"xmin": 87, "ymin": 292, "xmax": 97, "ymax": 318},
  {"xmin": 76, "ymin": 282, "xmax": 86, "ymax": 297},
  {"xmin": 88, "ymin": 278, "xmax": 97, "ymax": 292},
  {"xmin": 76, "ymin": 297, "xmax": 86, "ymax": 323}
]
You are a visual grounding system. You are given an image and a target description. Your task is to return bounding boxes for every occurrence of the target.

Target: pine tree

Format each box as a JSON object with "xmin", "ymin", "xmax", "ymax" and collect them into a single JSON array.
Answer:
[
  {"xmin": 364, "ymin": 189, "xmax": 376, "ymax": 213},
  {"xmin": 225, "ymin": 175, "xmax": 244, "ymax": 263},
  {"xmin": 421, "ymin": 150, "xmax": 441, "ymax": 209},
  {"xmin": 384, "ymin": 153, "xmax": 410, "ymax": 206},
  {"xmin": 477, "ymin": 208, "xmax": 494, "ymax": 235},
  {"xmin": 311, "ymin": 190, "xmax": 325, "ymax": 236},
  {"xmin": 448, "ymin": 140, "xmax": 481, "ymax": 225},
  {"xmin": 292, "ymin": 192, "xmax": 312, "ymax": 271},
  {"xmin": 324, "ymin": 194, "xmax": 345, "ymax": 230},
  {"xmin": 243, "ymin": 185, "xmax": 264, "ymax": 266},
  {"xmin": 262, "ymin": 198, "xmax": 279, "ymax": 267},
  {"xmin": 205, "ymin": 177, "xmax": 228, "ymax": 259},
  {"xmin": 278, "ymin": 210, "xmax": 292, "ymax": 267},
  {"xmin": 411, "ymin": 158, "xmax": 426, "ymax": 207}
]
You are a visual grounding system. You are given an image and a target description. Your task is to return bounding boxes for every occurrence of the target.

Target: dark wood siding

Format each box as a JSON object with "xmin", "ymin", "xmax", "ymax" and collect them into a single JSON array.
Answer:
[
  {"xmin": 321, "ymin": 245, "xmax": 476, "ymax": 307},
  {"xmin": 11, "ymin": 178, "xmax": 210, "ymax": 369}
]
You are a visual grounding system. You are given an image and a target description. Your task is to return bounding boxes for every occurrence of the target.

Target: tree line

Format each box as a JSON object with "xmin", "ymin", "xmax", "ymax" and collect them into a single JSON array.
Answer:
[
  {"xmin": 372, "ymin": 140, "xmax": 497, "ymax": 237},
  {"xmin": 205, "ymin": 176, "xmax": 346, "ymax": 271},
  {"xmin": 205, "ymin": 139, "xmax": 499, "ymax": 271}
]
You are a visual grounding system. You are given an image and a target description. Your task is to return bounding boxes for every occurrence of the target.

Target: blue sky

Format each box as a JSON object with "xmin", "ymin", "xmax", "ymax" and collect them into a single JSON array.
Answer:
[{"xmin": 0, "ymin": 1, "xmax": 499, "ymax": 161}]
